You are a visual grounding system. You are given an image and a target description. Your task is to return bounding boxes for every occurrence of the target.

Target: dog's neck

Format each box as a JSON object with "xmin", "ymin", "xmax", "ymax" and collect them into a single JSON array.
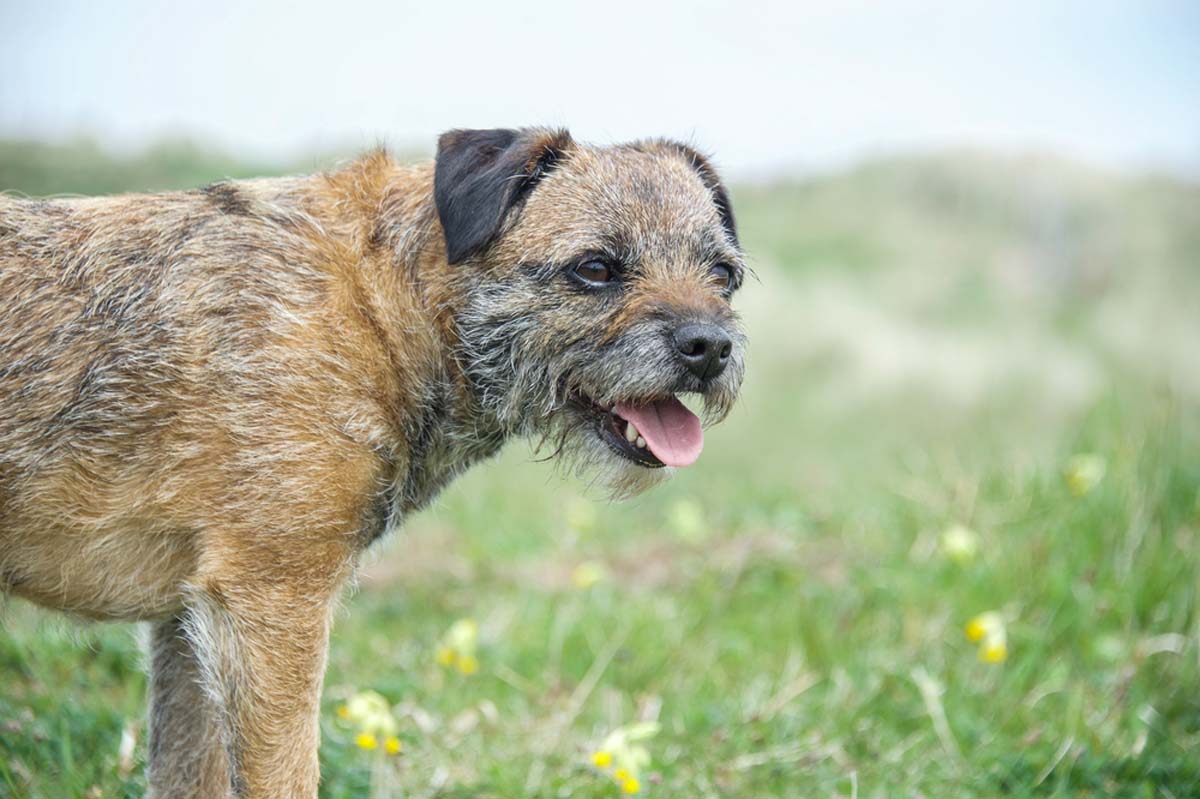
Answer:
[{"xmin": 326, "ymin": 154, "xmax": 511, "ymax": 530}]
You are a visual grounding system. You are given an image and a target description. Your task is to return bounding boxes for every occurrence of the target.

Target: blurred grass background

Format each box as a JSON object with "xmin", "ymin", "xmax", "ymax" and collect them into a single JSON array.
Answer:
[{"xmin": 1, "ymin": 138, "xmax": 1198, "ymax": 798}]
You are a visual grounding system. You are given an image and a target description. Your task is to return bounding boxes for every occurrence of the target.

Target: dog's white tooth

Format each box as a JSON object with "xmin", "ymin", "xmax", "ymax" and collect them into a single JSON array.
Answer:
[
  {"xmin": 625, "ymin": 420, "xmax": 639, "ymax": 442},
  {"xmin": 636, "ymin": 436, "xmax": 646, "ymax": 448}
]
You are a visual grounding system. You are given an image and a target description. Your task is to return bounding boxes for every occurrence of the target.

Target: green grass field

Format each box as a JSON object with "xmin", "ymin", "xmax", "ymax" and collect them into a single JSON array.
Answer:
[{"xmin": 2, "ymin": 141, "xmax": 1199, "ymax": 798}]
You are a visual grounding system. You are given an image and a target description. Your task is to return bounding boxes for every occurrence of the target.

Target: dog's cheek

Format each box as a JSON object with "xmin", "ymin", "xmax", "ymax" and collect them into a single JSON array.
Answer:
[{"xmin": 581, "ymin": 324, "xmax": 678, "ymax": 400}]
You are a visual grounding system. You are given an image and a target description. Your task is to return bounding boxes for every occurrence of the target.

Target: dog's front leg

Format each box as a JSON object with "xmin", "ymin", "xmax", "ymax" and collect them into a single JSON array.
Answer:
[
  {"xmin": 184, "ymin": 567, "xmax": 345, "ymax": 799},
  {"xmin": 146, "ymin": 614, "xmax": 233, "ymax": 798}
]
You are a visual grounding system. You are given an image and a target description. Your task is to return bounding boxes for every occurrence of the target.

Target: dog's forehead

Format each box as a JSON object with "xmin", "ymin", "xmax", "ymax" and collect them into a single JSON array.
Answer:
[{"xmin": 503, "ymin": 145, "xmax": 728, "ymax": 264}]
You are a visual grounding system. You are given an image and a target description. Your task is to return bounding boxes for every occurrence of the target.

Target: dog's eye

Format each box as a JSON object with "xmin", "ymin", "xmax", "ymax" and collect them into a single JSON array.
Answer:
[
  {"xmin": 573, "ymin": 259, "xmax": 614, "ymax": 285},
  {"xmin": 710, "ymin": 263, "xmax": 734, "ymax": 291}
]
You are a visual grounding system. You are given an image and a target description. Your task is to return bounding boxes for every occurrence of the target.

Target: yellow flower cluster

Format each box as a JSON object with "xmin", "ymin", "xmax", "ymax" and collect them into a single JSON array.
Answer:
[
  {"xmin": 566, "ymin": 496, "xmax": 598, "ymax": 533},
  {"xmin": 667, "ymin": 498, "xmax": 705, "ymax": 541},
  {"xmin": 939, "ymin": 524, "xmax": 979, "ymax": 564},
  {"xmin": 590, "ymin": 721, "xmax": 659, "ymax": 794},
  {"xmin": 351, "ymin": 731, "xmax": 403, "ymax": 754},
  {"xmin": 1064, "ymin": 453, "xmax": 1106, "ymax": 497},
  {"xmin": 965, "ymin": 611, "xmax": 1008, "ymax": 663},
  {"xmin": 572, "ymin": 560, "xmax": 608, "ymax": 590},
  {"xmin": 338, "ymin": 690, "xmax": 403, "ymax": 756},
  {"xmin": 435, "ymin": 618, "xmax": 480, "ymax": 675}
]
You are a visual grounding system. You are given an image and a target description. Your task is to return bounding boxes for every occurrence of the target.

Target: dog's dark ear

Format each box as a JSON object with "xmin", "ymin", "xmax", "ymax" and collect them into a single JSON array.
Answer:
[
  {"xmin": 434, "ymin": 127, "xmax": 573, "ymax": 264},
  {"xmin": 655, "ymin": 142, "xmax": 738, "ymax": 249}
]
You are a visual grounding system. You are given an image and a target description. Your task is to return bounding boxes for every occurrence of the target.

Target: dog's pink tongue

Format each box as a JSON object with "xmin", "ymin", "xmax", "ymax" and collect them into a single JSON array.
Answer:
[{"xmin": 616, "ymin": 397, "xmax": 703, "ymax": 467}]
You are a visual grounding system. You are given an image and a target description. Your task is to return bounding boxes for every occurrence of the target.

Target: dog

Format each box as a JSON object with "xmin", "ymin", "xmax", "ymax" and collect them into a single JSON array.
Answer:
[{"xmin": 0, "ymin": 127, "xmax": 746, "ymax": 797}]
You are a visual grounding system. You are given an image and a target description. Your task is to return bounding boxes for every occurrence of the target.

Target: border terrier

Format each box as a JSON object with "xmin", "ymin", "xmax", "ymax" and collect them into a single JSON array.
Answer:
[{"xmin": 0, "ymin": 128, "xmax": 746, "ymax": 797}]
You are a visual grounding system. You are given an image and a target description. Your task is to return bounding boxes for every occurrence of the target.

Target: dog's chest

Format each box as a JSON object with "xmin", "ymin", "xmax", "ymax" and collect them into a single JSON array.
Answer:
[{"xmin": 360, "ymin": 397, "xmax": 507, "ymax": 546}]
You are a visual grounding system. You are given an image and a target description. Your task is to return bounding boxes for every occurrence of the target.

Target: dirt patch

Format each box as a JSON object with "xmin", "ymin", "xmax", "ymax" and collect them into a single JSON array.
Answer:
[{"xmin": 359, "ymin": 525, "xmax": 852, "ymax": 594}]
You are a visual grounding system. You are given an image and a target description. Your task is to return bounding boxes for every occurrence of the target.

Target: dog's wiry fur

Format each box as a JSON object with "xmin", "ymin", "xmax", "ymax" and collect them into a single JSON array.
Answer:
[{"xmin": 0, "ymin": 128, "xmax": 746, "ymax": 797}]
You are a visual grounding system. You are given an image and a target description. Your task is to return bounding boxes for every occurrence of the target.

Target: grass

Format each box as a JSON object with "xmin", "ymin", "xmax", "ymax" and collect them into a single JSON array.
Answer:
[{"xmin": 2, "ymin": 141, "xmax": 1199, "ymax": 798}]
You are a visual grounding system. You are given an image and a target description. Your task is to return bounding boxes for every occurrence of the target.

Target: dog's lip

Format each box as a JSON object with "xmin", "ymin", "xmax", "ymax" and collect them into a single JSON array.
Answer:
[{"xmin": 571, "ymin": 393, "xmax": 667, "ymax": 468}]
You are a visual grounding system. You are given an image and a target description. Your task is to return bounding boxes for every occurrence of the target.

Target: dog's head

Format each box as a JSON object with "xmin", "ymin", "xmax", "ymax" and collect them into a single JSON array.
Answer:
[{"xmin": 434, "ymin": 127, "xmax": 747, "ymax": 497}]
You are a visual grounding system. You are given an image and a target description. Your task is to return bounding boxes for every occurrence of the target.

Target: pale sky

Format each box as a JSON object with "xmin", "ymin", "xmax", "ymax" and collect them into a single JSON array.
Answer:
[{"xmin": 1, "ymin": 0, "xmax": 1197, "ymax": 176}]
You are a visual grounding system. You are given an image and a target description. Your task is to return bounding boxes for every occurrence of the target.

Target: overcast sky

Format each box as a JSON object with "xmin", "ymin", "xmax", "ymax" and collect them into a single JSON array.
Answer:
[{"xmin": 1, "ymin": 0, "xmax": 1197, "ymax": 176}]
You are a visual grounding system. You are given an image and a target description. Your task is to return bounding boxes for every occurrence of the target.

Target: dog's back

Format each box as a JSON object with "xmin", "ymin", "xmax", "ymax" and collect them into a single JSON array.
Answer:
[{"xmin": 0, "ymin": 166, "xmax": 421, "ymax": 618}]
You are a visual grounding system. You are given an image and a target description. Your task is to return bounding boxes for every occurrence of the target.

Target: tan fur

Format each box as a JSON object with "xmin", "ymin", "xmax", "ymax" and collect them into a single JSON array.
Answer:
[{"xmin": 0, "ymin": 130, "xmax": 745, "ymax": 797}]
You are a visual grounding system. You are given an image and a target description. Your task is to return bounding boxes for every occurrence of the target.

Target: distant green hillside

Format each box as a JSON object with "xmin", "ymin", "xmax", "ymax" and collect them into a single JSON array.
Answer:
[
  {"xmin": 0, "ymin": 137, "xmax": 361, "ymax": 198},
  {"xmin": 736, "ymin": 151, "xmax": 1200, "ymax": 291}
]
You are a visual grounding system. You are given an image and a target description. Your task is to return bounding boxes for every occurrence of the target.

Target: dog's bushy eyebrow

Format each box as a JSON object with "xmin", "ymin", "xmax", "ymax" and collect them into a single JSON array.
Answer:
[
  {"xmin": 623, "ymin": 139, "xmax": 740, "ymax": 251},
  {"xmin": 697, "ymin": 231, "xmax": 738, "ymax": 263},
  {"xmin": 520, "ymin": 230, "xmax": 743, "ymax": 284},
  {"xmin": 518, "ymin": 228, "xmax": 643, "ymax": 280},
  {"xmin": 522, "ymin": 261, "xmax": 566, "ymax": 282}
]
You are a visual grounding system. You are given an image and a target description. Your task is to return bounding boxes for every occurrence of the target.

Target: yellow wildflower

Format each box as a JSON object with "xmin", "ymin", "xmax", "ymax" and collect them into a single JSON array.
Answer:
[
  {"xmin": 965, "ymin": 624, "xmax": 984, "ymax": 642},
  {"xmin": 354, "ymin": 732, "xmax": 378, "ymax": 751},
  {"xmin": 981, "ymin": 640, "xmax": 1008, "ymax": 663},
  {"xmin": 1064, "ymin": 454, "xmax": 1106, "ymax": 497},
  {"xmin": 939, "ymin": 524, "xmax": 978, "ymax": 564},
  {"xmin": 572, "ymin": 560, "xmax": 607, "ymax": 589},
  {"xmin": 336, "ymin": 704, "xmax": 350, "ymax": 720},
  {"xmin": 384, "ymin": 735, "xmax": 403, "ymax": 755},
  {"xmin": 566, "ymin": 496, "xmax": 598, "ymax": 533},
  {"xmin": 965, "ymin": 611, "xmax": 1002, "ymax": 641},
  {"xmin": 343, "ymin": 690, "xmax": 398, "ymax": 736},
  {"xmin": 667, "ymin": 498, "xmax": 705, "ymax": 540},
  {"xmin": 591, "ymin": 721, "xmax": 659, "ymax": 790},
  {"xmin": 436, "ymin": 618, "xmax": 480, "ymax": 674},
  {"xmin": 965, "ymin": 611, "xmax": 1008, "ymax": 664}
]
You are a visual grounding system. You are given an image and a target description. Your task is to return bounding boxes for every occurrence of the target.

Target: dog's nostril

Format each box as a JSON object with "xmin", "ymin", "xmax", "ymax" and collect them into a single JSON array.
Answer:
[{"xmin": 672, "ymin": 323, "xmax": 733, "ymax": 381}]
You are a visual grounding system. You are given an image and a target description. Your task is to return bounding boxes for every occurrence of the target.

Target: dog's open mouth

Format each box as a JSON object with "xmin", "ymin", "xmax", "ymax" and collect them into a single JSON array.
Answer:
[{"xmin": 575, "ymin": 395, "xmax": 704, "ymax": 468}]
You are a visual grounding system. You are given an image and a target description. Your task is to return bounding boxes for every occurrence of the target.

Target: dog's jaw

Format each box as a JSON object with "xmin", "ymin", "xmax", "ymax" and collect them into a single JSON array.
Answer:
[{"xmin": 561, "ymin": 419, "xmax": 677, "ymax": 499}]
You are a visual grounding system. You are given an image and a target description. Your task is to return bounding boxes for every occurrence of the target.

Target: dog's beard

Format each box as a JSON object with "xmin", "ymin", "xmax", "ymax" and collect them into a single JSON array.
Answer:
[
  {"xmin": 529, "ymin": 408, "xmax": 676, "ymax": 499},
  {"xmin": 458, "ymin": 304, "xmax": 744, "ymax": 499}
]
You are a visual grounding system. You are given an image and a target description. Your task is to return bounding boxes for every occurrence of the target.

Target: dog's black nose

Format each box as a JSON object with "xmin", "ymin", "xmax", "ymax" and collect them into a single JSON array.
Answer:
[{"xmin": 673, "ymin": 323, "xmax": 733, "ymax": 381}]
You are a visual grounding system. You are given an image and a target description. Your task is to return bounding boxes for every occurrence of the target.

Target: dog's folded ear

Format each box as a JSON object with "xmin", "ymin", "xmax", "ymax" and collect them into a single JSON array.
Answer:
[{"xmin": 435, "ymin": 127, "xmax": 573, "ymax": 264}]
